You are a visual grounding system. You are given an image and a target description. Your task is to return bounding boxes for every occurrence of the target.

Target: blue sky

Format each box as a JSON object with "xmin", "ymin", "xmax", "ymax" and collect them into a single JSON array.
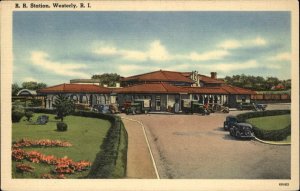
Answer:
[{"xmin": 13, "ymin": 11, "xmax": 291, "ymax": 86}]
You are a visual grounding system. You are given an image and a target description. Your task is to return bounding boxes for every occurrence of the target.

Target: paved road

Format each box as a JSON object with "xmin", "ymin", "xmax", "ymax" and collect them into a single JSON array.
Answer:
[{"xmin": 128, "ymin": 105, "xmax": 291, "ymax": 179}]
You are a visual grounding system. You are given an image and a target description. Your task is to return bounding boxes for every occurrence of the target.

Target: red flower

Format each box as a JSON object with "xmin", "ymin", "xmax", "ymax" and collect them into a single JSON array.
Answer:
[{"xmin": 16, "ymin": 163, "xmax": 35, "ymax": 173}]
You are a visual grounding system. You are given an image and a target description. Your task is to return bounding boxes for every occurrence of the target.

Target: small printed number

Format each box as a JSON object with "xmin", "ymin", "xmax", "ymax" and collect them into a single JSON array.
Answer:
[{"xmin": 279, "ymin": 183, "xmax": 289, "ymax": 186}]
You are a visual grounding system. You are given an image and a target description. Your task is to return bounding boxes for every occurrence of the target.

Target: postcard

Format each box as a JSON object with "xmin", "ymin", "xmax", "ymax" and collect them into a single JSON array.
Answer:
[{"xmin": 1, "ymin": 0, "xmax": 299, "ymax": 190}]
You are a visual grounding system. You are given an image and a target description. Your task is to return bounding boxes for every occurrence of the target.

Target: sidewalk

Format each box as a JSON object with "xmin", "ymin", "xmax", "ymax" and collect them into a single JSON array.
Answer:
[{"xmin": 122, "ymin": 117, "xmax": 157, "ymax": 179}]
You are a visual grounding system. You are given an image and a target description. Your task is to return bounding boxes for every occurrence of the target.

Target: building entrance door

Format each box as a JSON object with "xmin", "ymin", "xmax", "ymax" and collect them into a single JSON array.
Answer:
[{"xmin": 155, "ymin": 96, "xmax": 161, "ymax": 111}]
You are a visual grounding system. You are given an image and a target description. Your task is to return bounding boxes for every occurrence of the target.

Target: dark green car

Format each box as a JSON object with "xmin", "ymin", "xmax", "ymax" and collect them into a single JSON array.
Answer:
[
  {"xmin": 223, "ymin": 115, "xmax": 238, "ymax": 131},
  {"xmin": 237, "ymin": 102, "xmax": 255, "ymax": 110},
  {"xmin": 229, "ymin": 123, "xmax": 254, "ymax": 139}
]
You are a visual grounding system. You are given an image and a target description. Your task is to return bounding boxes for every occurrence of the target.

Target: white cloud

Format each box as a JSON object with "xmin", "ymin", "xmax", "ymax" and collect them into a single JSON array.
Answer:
[
  {"xmin": 23, "ymin": 77, "xmax": 38, "ymax": 82},
  {"xmin": 94, "ymin": 40, "xmax": 171, "ymax": 62},
  {"xmin": 252, "ymin": 37, "xmax": 267, "ymax": 46},
  {"xmin": 188, "ymin": 50, "xmax": 229, "ymax": 61},
  {"xmin": 218, "ymin": 40, "xmax": 241, "ymax": 49},
  {"xmin": 268, "ymin": 52, "xmax": 291, "ymax": 61},
  {"xmin": 30, "ymin": 51, "xmax": 90, "ymax": 78},
  {"xmin": 94, "ymin": 37, "xmax": 269, "ymax": 66},
  {"xmin": 121, "ymin": 50, "xmax": 148, "ymax": 61},
  {"xmin": 94, "ymin": 40, "xmax": 230, "ymax": 62},
  {"xmin": 148, "ymin": 40, "xmax": 171, "ymax": 61},
  {"xmin": 117, "ymin": 64, "xmax": 161, "ymax": 76},
  {"xmin": 165, "ymin": 64, "xmax": 191, "ymax": 71},
  {"xmin": 95, "ymin": 46, "xmax": 118, "ymax": 55},
  {"xmin": 118, "ymin": 64, "xmax": 145, "ymax": 72},
  {"xmin": 218, "ymin": 37, "xmax": 267, "ymax": 50},
  {"xmin": 264, "ymin": 63, "xmax": 282, "ymax": 69}
]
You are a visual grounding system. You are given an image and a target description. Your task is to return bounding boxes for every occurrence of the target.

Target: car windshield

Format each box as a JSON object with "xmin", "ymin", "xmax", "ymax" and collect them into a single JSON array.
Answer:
[{"xmin": 229, "ymin": 117, "xmax": 237, "ymax": 122}]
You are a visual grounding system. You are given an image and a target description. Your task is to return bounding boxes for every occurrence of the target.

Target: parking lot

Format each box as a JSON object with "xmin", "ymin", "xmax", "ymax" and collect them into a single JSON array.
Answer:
[{"xmin": 125, "ymin": 103, "xmax": 291, "ymax": 179}]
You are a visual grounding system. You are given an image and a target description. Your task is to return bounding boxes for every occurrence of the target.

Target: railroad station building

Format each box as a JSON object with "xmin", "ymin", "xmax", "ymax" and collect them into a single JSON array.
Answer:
[{"xmin": 38, "ymin": 70, "xmax": 256, "ymax": 111}]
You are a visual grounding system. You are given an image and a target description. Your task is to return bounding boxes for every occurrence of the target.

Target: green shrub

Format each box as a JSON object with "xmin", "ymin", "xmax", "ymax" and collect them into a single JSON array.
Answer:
[
  {"xmin": 27, "ymin": 108, "xmax": 57, "ymax": 114},
  {"xmin": 236, "ymin": 110, "xmax": 290, "ymax": 123},
  {"xmin": 28, "ymin": 99, "xmax": 42, "ymax": 107},
  {"xmin": 24, "ymin": 111, "xmax": 34, "ymax": 121},
  {"xmin": 57, "ymin": 122, "xmax": 68, "ymax": 131},
  {"xmin": 12, "ymin": 110, "xmax": 25, "ymax": 123},
  {"xmin": 252, "ymin": 125, "xmax": 291, "ymax": 141},
  {"xmin": 12, "ymin": 102, "xmax": 25, "ymax": 123},
  {"xmin": 237, "ymin": 110, "xmax": 291, "ymax": 141},
  {"xmin": 87, "ymin": 117, "xmax": 124, "ymax": 178}
]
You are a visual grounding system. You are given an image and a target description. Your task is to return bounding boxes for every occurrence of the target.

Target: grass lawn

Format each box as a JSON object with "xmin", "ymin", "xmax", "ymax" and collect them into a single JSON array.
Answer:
[
  {"xmin": 12, "ymin": 113, "xmax": 110, "ymax": 178},
  {"xmin": 246, "ymin": 114, "xmax": 291, "ymax": 131}
]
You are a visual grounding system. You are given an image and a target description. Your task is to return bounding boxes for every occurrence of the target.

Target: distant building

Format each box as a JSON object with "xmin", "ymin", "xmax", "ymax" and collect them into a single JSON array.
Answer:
[
  {"xmin": 13, "ymin": 89, "xmax": 44, "ymax": 107},
  {"xmin": 38, "ymin": 70, "xmax": 256, "ymax": 111}
]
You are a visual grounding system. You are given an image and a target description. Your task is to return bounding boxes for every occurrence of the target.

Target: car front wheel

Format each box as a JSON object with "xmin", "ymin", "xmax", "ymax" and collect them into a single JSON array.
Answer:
[
  {"xmin": 235, "ymin": 131, "xmax": 241, "ymax": 138},
  {"xmin": 229, "ymin": 129, "xmax": 234, "ymax": 136},
  {"xmin": 244, "ymin": 130, "xmax": 252, "ymax": 137}
]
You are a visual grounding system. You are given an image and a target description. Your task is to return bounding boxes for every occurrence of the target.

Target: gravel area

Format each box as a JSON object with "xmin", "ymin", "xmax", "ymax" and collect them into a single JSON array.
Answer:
[{"xmin": 127, "ymin": 104, "xmax": 291, "ymax": 179}]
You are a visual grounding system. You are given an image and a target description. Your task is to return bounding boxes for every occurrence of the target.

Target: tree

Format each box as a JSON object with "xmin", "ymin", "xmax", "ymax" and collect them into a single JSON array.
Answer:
[
  {"xmin": 52, "ymin": 94, "xmax": 75, "ymax": 122},
  {"xmin": 91, "ymin": 73, "xmax": 121, "ymax": 87},
  {"xmin": 21, "ymin": 81, "xmax": 47, "ymax": 90},
  {"xmin": 224, "ymin": 74, "xmax": 291, "ymax": 91},
  {"xmin": 36, "ymin": 82, "xmax": 47, "ymax": 90},
  {"xmin": 12, "ymin": 83, "xmax": 21, "ymax": 96}
]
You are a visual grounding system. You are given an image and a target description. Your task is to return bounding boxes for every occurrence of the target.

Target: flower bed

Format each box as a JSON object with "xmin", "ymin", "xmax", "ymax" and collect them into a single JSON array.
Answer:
[
  {"xmin": 16, "ymin": 163, "xmax": 35, "ymax": 173},
  {"xmin": 12, "ymin": 139, "xmax": 91, "ymax": 178},
  {"xmin": 13, "ymin": 138, "xmax": 72, "ymax": 148}
]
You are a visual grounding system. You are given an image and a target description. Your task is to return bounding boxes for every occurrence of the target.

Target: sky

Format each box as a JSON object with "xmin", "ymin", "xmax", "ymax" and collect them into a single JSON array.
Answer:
[{"xmin": 13, "ymin": 11, "xmax": 291, "ymax": 86}]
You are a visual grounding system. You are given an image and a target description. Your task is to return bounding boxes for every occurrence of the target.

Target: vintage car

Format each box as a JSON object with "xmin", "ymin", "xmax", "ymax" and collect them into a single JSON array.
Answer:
[
  {"xmin": 255, "ymin": 103, "xmax": 267, "ymax": 111},
  {"xmin": 120, "ymin": 101, "xmax": 132, "ymax": 113},
  {"xmin": 237, "ymin": 102, "xmax": 255, "ymax": 110},
  {"xmin": 229, "ymin": 123, "xmax": 254, "ymax": 139},
  {"xmin": 125, "ymin": 99, "xmax": 151, "ymax": 115},
  {"xmin": 182, "ymin": 100, "xmax": 210, "ymax": 115},
  {"xmin": 210, "ymin": 104, "xmax": 230, "ymax": 113},
  {"xmin": 92, "ymin": 104, "xmax": 111, "ymax": 114},
  {"xmin": 126, "ymin": 103, "xmax": 141, "ymax": 115},
  {"xmin": 223, "ymin": 115, "xmax": 238, "ymax": 131}
]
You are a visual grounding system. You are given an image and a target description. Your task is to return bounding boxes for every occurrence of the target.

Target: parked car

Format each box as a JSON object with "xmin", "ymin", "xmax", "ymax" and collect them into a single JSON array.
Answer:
[
  {"xmin": 191, "ymin": 102, "xmax": 210, "ymax": 115},
  {"xmin": 182, "ymin": 100, "xmax": 210, "ymax": 115},
  {"xmin": 223, "ymin": 115, "xmax": 238, "ymax": 131},
  {"xmin": 255, "ymin": 103, "xmax": 267, "ymax": 111},
  {"xmin": 120, "ymin": 101, "xmax": 132, "ymax": 113},
  {"xmin": 126, "ymin": 102, "xmax": 142, "ymax": 115},
  {"xmin": 229, "ymin": 123, "xmax": 254, "ymax": 139},
  {"xmin": 92, "ymin": 104, "xmax": 111, "ymax": 114},
  {"xmin": 210, "ymin": 104, "xmax": 230, "ymax": 113},
  {"xmin": 133, "ymin": 99, "xmax": 151, "ymax": 114},
  {"xmin": 237, "ymin": 102, "xmax": 255, "ymax": 110}
]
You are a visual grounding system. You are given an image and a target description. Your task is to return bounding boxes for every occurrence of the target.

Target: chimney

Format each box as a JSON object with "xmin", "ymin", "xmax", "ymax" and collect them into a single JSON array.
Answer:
[{"xmin": 210, "ymin": 72, "xmax": 217, "ymax": 79}]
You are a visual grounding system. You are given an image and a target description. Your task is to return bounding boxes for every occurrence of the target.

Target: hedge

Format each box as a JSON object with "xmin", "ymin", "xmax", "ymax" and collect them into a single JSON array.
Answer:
[
  {"xmin": 27, "ymin": 108, "xmax": 128, "ymax": 178},
  {"xmin": 236, "ymin": 110, "xmax": 291, "ymax": 141}
]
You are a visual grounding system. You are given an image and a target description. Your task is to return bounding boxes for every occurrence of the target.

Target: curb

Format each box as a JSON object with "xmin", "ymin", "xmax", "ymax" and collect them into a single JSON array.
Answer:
[
  {"xmin": 121, "ymin": 117, "xmax": 160, "ymax": 179},
  {"xmin": 253, "ymin": 136, "xmax": 291, "ymax": 145}
]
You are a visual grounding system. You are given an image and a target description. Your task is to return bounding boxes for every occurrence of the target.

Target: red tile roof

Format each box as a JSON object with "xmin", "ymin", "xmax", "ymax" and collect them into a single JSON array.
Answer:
[
  {"xmin": 38, "ymin": 84, "xmax": 111, "ymax": 94},
  {"xmin": 199, "ymin": 75, "xmax": 225, "ymax": 84},
  {"xmin": 114, "ymin": 83, "xmax": 188, "ymax": 94},
  {"xmin": 221, "ymin": 85, "xmax": 256, "ymax": 95},
  {"xmin": 114, "ymin": 83, "xmax": 255, "ymax": 95},
  {"xmin": 183, "ymin": 87, "xmax": 229, "ymax": 94},
  {"xmin": 121, "ymin": 70, "xmax": 194, "ymax": 83},
  {"xmin": 174, "ymin": 72, "xmax": 225, "ymax": 84},
  {"xmin": 183, "ymin": 85, "xmax": 256, "ymax": 95}
]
